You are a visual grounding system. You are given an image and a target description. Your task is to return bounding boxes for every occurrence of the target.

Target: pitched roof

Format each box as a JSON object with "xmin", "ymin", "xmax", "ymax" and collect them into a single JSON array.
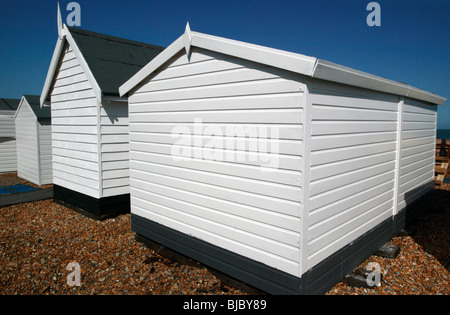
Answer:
[
  {"xmin": 120, "ymin": 25, "xmax": 446, "ymax": 106},
  {"xmin": 67, "ymin": 27, "xmax": 165, "ymax": 96},
  {"xmin": 23, "ymin": 95, "xmax": 51, "ymax": 119},
  {"xmin": 0, "ymin": 98, "xmax": 20, "ymax": 111},
  {"xmin": 41, "ymin": 26, "xmax": 165, "ymax": 103}
]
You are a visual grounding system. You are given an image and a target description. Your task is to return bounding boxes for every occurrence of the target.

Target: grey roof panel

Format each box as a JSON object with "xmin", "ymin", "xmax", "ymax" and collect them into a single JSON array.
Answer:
[
  {"xmin": 23, "ymin": 95, "xmax": 51, "ymax": 119},
  {"xmin": 67, "ymin": 27, "xmax": 165, "ymax": 96},
  {"xmin": 0, "ymin": 99, "xmax": 20, "ymax": 111}
]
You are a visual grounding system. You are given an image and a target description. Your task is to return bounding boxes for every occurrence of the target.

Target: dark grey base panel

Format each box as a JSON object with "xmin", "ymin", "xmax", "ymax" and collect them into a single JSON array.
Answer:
[{"xmin": 53, "ymin": 184, "xmax": 130, "ymax": 220}]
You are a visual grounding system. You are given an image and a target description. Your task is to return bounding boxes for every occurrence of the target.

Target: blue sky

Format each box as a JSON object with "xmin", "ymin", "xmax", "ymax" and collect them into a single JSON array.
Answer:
[{"xmin": 0, "ymin": 0, "xmax": 449, "ymax": 128}]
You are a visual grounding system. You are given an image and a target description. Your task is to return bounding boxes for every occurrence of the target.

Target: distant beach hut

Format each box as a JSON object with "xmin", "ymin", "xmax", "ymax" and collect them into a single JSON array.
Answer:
[
  {"xmin": 14, "ymin": 95, "xmax": 52, "ymax": 186},
  {"xmin": 39, "ymin": 10, "xmax": 164, "ymax": 219},
  {"xmin": 0, "ymin": 98, "xmax": 20, "ymax": 173}
]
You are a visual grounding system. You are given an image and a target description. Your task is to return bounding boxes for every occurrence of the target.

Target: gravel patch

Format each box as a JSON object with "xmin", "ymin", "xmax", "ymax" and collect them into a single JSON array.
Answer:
[
  {"xmin": 0, "ymin": 173, "xmax": 448, "ymax": 295},
  {"xmin": 0, "ymin": 199, "xmax": 247, "ymax": 295},
  {"xmin": 328, "ymin": 186, "xmax": 450, "ymax": 295}
]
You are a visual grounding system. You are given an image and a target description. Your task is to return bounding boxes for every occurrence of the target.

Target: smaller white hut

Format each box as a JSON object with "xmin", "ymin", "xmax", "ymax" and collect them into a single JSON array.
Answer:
[
  {"xmin": 0, "ymin": 98, "xmax": 20, "ymax": 173},
  {"xmin": 14, "ymin": 95, "xmax": 52, "ymax": 186}
]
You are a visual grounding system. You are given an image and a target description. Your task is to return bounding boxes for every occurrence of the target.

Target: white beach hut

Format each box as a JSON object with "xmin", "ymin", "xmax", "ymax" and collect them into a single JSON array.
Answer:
[
  {"xmin": 0, "ymin": 98, "xmax": 20, "ymax": 173},
  {"xmin": 14, "ymin": 95, "xmax": 52, "ymax": 186},
  {"xmin": 119, "ymin": 25, "xmax": 446, "ymax": 294},
  {"xmin": 40, "ymin": 16, "xmax": 164, "ymax": 219}
]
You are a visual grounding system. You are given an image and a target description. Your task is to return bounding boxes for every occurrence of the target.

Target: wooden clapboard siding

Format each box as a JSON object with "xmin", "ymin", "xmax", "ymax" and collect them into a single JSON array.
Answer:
[
  {"xmin": 0, "ymin": 110, "xmax": 16, "ymax": 173},
  {"xmin": 397, "ymin": 98, "xmax": 437, "ymax": 210},
  {"xmin": 0, "ymin": 137, "xmax": 16, "ymax": 173},
  {"xmin": 129, "ymin": 48, "xmax": 305, "ymax": 277},
  {"xmin": 307, "ymin": 80, "xmax": 399, "ymax": 269},
  {"xmin": 100, "ymin": 101, "xmax": 130, "ymax": 197},
  {"xmin": 51, "ymin": 45, "xmax": 100, "ymax": 198},
  {"xmin": 0, "ymin": 111, "xmax": 15, "ymax": 138},
  {"xmin": 38, "ymin": 119, "xmax": 53, "ymax": 185},
  {"xmin": 15, "ymin": 101, "xmax": 40, "ymax": 184}
]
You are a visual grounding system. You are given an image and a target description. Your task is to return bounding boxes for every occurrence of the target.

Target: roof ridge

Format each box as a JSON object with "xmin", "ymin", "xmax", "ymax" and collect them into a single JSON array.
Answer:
[{"xmin": 67, "ymin": 26, "xmax": 165, "ymax": 51}]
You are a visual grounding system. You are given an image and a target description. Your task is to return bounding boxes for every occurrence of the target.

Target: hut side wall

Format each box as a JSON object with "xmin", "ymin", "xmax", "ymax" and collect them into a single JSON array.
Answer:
[
  {"xmin": 0, "ymin": 138, "xmax": 16, "ymax": 173},
  {"xmin": 100, "ymin": 101, "xmax": 130, "ymax": 198},
  {"xmin": 15, "ymin": 102, "xmax": 40, "ymax": 184},
  {"xmin": 0, "ymin": 110, "xmax": 16, "ymax": 173},
  {"xmin": 306, "ymin": 79, "xmax": 400, "ymax": 270},
  {"xmin": 129, "ymin": 48, "xmax": 306, "ymax": 277},
  {"xmin": 51, "ymin": 44, "xmax": 100, "ymax": 198},
  {"xmin": 38, "ymin": 119, "xmax": 53, "ymax": 185},
  {"xmin": 397, "ymin": 98, "xmax": 437, "ymax": 211}
]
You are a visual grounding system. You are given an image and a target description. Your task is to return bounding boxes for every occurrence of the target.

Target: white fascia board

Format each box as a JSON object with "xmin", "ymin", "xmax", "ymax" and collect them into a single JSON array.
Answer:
[
  {"xmin": 191, "ymin": 31, "xmax": 317, "ymax": 77},
  {"xmin": 313, "ymin": 59, "xmax": 446, "ymax": 106},
  {"xmin": 40, "ymin": 36, "xmax": 65, "ymax": 106},
  {"xmin": 119, "ymin": 35, "xmax": 185, "ymax": 97},
  {"xmin": 65, "ymin": 28, "xmax": 102, "ymax": 102},
  {"xmin": 406, "ymin": 86, "xmax": 447, "ymax": 106},
  {"xmin": 119, "ymin": 27, "xmax": 446, "ymax": 107}
]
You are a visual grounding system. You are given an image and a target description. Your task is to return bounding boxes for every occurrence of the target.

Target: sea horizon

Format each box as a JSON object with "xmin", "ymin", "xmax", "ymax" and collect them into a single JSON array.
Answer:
[{"xmin": 437, "ymin": 129, "xmax": 450, "ymax": 140}]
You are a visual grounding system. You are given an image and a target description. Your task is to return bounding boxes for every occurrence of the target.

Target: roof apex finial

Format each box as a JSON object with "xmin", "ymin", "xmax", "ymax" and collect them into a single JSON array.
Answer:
[
  {"xmin": 57, "ymin": 2, "xmax": 63, "ymax": 38},
  {"xmin": 183, "ymin": 22, "xmax": 192, "ymax": 58}
]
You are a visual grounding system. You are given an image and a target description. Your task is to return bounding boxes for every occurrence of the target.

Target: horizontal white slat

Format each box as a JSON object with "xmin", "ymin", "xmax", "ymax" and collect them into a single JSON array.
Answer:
[
  {"xmin": 54, "ymin": 73, "xmax": 88, "ymax": 88},
  {"xmin": 131, "ymin": 195, "xmax": 300, "ymax": 262},
  {"xmin": 52, "ymin": 140, "xmax": 97, "ymax": 153},
  {"xmin": 310, "ymin": 160, "xmax": 395, "ymax": 196},
  {"xmin": 402, "ymin": 121, "xmax": 436, "ymax": 131},
  {"xmin": 130, "ymin": 108, "xmax": 302, "ymax": 124},
  {"xmin": 131, "ymin": 92, "xmax": 303, "ymax": 113},
  {"xmin": 53, "ymin": 176, "xmax": 99, "ymax": 198},
  {"xmin": 52, "ymin": 116, "xmax": 97, "ymax": 126},
  {"xmin": 310, "ymin": 170, "xmax": 395, "ymax": 211},
  {"xmin": 131, "ymin": 177, "xmax": 301, "ymax": 233},
  {"xmin": 51, "ymin": 89, "xmax": 97, "ymax": 103},
  {"xmin": 51, "ymin": 106, "xmax": 97, "ymax": 117},
  {"xmin": 52, "ymin": 133, "xmax": 97, "ymax": 144},
  {"xmin": 52, "ymin": 80, "xmax": 92, "ymax": 96},
  {"xmin": 311, "ymin": 151, "xmax": 396, "ymax": 181},
  {"xmin": 312, "ymin": 121, "xmax": 397, "ymax": 136},
  {"xmin": 52, "ymin": 155, "xmax": 98, "ymax": 172},
  {"xmin": 309, "ymin": 190, "xmax": 394, "ymax": 240},
  {"xmin": 130, "ymin": 122, "xmax": 303, "ymax": 141},
  {"xmin": 130, "ymin": 141, "xmax": 302, "ymax": 171},
  {"xmin": 131, "ymin": 159, "xmax": 301, "ymax": 202},
  {"xmin": 130, "ymin": 78, "xmax": 303, "ymax": 103},
  {"xmin": 310, "ymin": 87, "xmax": 398, "ymax": 111},
  {"xmin": 311, "ymin": 141, "xmax": 396, "ymax": 166},
  {"xmin": 53, "ymin": 169, "xmax": 99, "ymax": 190},
  {"xmin": 50, "ymin": 97, "xmax": 97, "ymax": 109},
  {"xmin": 312, "ymin": 105, "xmax": 397, "ymax": 121},
  {"xmin": 130, "ymin": 168, "xmax": 301, "ymax": 217},
  {"xmin": 132, "ymin": 186, "xmax": 300, "ymax": 250},
  {"xmin": 403, "ymin": 112, "xmax": 437, "ymax": 123},
  {"xmin": 307, "ymin": 202, "xmax": 392, "ymax": 266},
  {"xmin": 130, "ymin": 132, "xmax": 302, "ymax": 156},
  {"xmin": 399, "ymin": 171, "xmax": 433, "ymax": 195},
  {"xmin": 130, "ymin": 150, "xmax": 301, "ymax": 187}
]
